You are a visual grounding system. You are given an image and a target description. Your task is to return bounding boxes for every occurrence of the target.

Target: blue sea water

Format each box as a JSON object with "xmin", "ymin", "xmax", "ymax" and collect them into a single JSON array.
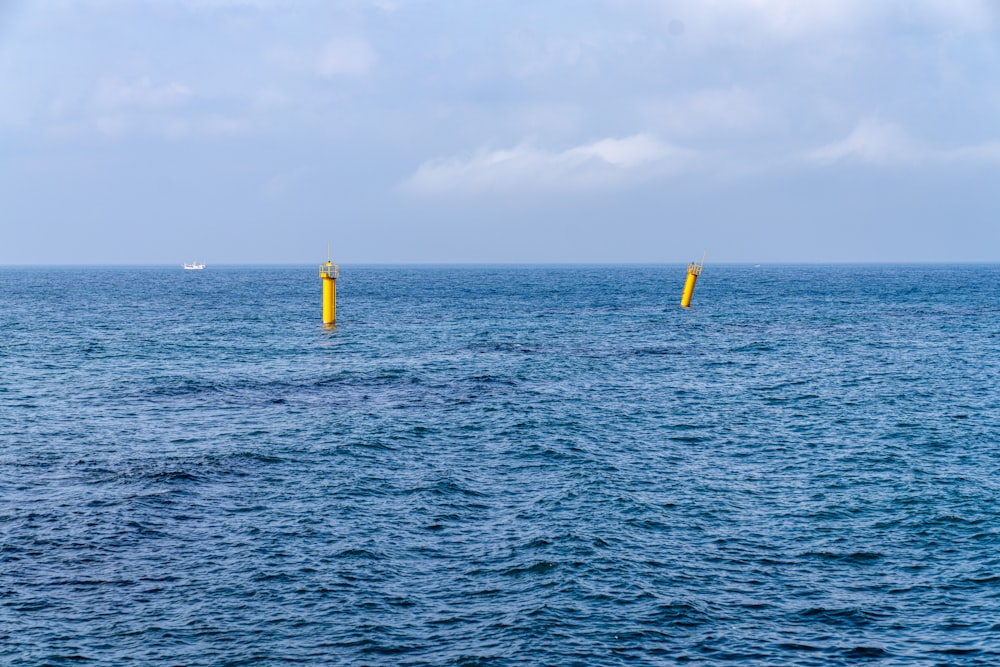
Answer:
[{"xmin": 1, "ymin": 264, "xmax": 999, "ymax": 666}]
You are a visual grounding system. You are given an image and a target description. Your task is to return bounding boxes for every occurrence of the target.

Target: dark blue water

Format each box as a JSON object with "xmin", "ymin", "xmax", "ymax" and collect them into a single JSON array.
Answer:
[{"xmin": 2, "ymin": 265, "xmax": 999, "ymax": 665}]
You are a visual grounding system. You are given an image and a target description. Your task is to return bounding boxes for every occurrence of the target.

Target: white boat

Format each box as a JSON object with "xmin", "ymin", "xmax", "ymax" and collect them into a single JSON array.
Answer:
[{"xmin": 183, "ymin": 261, "xmax": 206, "ymax": 270}]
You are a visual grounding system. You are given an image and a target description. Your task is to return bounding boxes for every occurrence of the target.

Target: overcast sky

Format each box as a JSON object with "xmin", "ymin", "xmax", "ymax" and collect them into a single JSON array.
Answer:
[{"xmin": 2, "ymin": 0, "xmax": 999, "ymax": 264}]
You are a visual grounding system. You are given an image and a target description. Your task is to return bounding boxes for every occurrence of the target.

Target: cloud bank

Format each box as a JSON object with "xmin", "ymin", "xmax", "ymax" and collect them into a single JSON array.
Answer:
[
  {"xmin": 403, "ymin": 135, "xmax": 700, "ymax": 195},
  {"xmin": 625, "ymin": 0, "xmax": 996, "ymax": 41},
  {"xmin": 806, "ymin": 117, "xmax": 1000, "ymax": 166},
  {"xmin": 806, "ymin": 118, "xmax": 921, "ymax": 165},
  {"xmin": 93, "ymin": 77, "xmax": 192, "ymax": 111}
]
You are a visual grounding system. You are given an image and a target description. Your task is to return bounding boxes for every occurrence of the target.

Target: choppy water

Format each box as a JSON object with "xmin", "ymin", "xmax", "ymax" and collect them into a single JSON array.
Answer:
[{"xmin": 2, "ymin": 265, "xmax": 999, "ymax": 665}]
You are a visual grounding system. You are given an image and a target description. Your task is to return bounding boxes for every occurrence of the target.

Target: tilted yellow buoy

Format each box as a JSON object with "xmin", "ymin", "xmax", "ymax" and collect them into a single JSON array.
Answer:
[
  {"xmin": 680, "ymin": 252, "xmax": 705, "ymax": 308},
  {"xmin": 320, "ymin": 243, "xmax": 339, "ymax": 326}
]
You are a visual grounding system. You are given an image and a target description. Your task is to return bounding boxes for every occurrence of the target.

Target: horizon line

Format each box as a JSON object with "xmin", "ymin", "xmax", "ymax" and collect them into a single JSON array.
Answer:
[{"xmin": 3, "ymin": 260, "xmax": 999, "ymax": 268}]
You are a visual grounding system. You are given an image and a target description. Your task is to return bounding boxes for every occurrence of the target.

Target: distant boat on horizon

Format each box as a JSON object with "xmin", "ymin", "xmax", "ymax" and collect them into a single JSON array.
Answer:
[{"xmin": 183, "ymin": 261, "xmax": 206, "ymax": 270}]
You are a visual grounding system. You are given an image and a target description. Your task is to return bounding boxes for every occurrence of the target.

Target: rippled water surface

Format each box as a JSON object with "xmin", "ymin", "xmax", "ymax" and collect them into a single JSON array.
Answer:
[{"xmin": 2, "ymin": 265, "xmax": 999, "ymax": 665}]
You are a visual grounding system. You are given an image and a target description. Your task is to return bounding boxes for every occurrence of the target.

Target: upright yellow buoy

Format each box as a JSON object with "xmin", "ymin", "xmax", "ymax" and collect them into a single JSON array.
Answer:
[
  {"xmin": 320, "ymin": 243, "xmax": 339, "ymax": 326},
  {"xmin": 680, "ymin": 251, "xmax": 705, "ymax": 308}
]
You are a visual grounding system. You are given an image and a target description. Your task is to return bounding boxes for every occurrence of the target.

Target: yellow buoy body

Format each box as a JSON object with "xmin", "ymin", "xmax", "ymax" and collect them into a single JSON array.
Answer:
[
  {"xmin": 320, "ymin": 261, "xmax": 339, "ymax": 325},
  {"xmin": 680, "ymin": 257, "xmax": 704, "ymax": 308}
]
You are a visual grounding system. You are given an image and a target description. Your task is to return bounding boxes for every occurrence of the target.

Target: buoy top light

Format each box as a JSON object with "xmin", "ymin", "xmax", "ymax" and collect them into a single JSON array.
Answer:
[{"xmin": 319, "ymin": 261, "xmax": 339, "ymax": 279}]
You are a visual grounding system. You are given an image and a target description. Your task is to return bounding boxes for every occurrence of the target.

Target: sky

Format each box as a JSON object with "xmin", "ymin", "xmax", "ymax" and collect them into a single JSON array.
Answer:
[{"xmin": 1, "ymin": 0, "xmax": 999, "ymax": 264}]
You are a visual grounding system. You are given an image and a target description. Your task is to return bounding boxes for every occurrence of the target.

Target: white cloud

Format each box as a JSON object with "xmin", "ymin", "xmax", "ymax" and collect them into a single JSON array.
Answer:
[
  {"xmin": 317, "ymin": 37, "xmax": 377, "ymax": 78},
  {"xmin": 402, "ymin": 134, "xmax": 700, "ymax": 195},
  {"xmin": 83, "ymin": 76, "xmax": 247, "ymax": 138},
  {"xmin": 93, "ymin": 76, "xmax": 192, "ymax": 111},
  {"xmin": 806, "ymin": 117, "xmax": 921, "ymax": 165},
  {"xmin": 806, "ymin": 117, "xmax": 1000, "ymax": 166},
  {"xmin": 622, "ymin": 0, "xmax": 996, "ymax": 42},
  {"xmin": 619, "ymin": 0, "xmax": 869, "ymax": 44},
  {"xmin": 716, "ymin": 0, "xmax": 871, "ymax": 37}
]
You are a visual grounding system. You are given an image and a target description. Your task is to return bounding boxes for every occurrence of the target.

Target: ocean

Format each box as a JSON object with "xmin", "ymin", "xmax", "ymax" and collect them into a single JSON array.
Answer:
[{"xmin": 1, "ymin": 264, "xmax": 999, "ymax": 665}]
